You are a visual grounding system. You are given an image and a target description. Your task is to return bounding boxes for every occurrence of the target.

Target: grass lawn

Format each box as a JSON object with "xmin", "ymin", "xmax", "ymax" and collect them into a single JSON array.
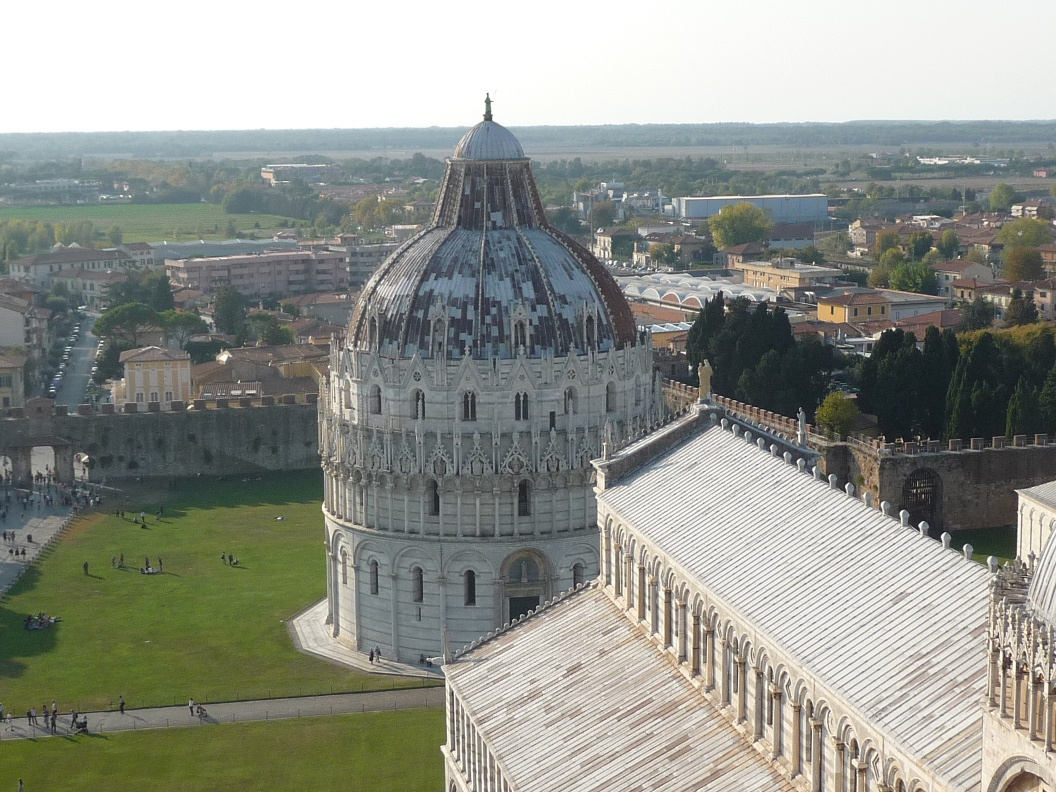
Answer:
[
  {"xmin": 949, "ymin": 525, "xmax": 1017, "ymax": 564},
  {"xmin": 0, "ymin": 471, "xmax": 427, "ymax": 714},
  {"xmin": 0, "ymin": 708, "xmax": 445, "ymax": 791},
  {"xmin": 0, "ymin": 203, "xmax": 295, "ymax": 243}
]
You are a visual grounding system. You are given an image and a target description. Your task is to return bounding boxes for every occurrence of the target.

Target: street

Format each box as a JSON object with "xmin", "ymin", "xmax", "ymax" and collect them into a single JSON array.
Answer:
[{"xmin": 54, "ymin": 315, "xmax": 97, "ymax": 408}]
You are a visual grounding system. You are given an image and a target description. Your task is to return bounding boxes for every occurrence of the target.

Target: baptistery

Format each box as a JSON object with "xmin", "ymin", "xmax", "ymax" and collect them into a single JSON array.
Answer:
[{"xmin": 318, "ymin": 99, "xmax": 659, "ymax": 661}]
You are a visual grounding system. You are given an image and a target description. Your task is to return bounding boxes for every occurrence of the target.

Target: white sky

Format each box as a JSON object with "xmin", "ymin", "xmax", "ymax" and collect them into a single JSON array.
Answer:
[{"xmin": 7, "ymin": 0, "xmax": 1054, "ymax": 134}]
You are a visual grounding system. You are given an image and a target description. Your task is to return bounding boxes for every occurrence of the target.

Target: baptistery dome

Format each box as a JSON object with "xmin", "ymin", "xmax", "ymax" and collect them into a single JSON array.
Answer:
[
  {"xmin": 348, "ymin": 100, "xmax": 636, "ymax": 362},
  {"xmin": 319, "ymin": 99, "xmax": 658, "ymax": 664}
]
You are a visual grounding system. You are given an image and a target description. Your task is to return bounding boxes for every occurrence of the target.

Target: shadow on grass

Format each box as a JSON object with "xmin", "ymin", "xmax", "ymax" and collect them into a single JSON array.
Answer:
[
  {"xmin": 0, "ymin": 567, "xmax": 59, "ymax": 680},
  {"xmin": 147, "ymin": 470, "xmax": 324, "ymax": 518}
]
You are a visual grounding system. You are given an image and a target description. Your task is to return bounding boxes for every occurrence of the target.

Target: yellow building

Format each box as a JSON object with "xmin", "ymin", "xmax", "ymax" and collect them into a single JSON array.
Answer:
[
  {"xmin": 733, "ymin": 257, "xmax": 842, "ymax": 297},
  {"xmin": 114, "ymin": 346, "xmax": 191, "ymax": 410},
  {"xmin": 0, "ymin": 348, "xmax": 26, "ymax": 409},
  {"xmin": 817, "ymin": 291, "xmax": 889, "ymax": 323}
]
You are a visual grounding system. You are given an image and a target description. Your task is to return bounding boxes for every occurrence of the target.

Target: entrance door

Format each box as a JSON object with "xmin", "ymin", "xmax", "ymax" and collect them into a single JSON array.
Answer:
[{"xmin": 509, "ymin": 596, "xmax": 539, "ymax": 622}]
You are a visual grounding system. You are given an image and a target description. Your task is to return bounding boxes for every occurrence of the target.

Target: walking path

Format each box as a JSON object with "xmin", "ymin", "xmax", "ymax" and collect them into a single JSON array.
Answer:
[
  {"xmin": 0, "ymin": 687, "xmax": 445, "ymax": 741},
  {"xmin": 0, "ymin": 488, "xmax": 79, "ymax": 597}
]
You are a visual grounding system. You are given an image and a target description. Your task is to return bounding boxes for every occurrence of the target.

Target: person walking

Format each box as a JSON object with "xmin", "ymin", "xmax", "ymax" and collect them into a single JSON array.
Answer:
[
  {"xmin": 82, "ymin": 561, "xmax": 88, "ymax": 576},
  {"xmin": 118, "ymin": 695, "xmax": 125, "ymax": 714},
  {"xmin": 158, "ymin": 557, "xmax": 163, "ymax": 573},
  {"xmin": 189, "ymin": 697, "xmax": 195, "ymax": 716}
]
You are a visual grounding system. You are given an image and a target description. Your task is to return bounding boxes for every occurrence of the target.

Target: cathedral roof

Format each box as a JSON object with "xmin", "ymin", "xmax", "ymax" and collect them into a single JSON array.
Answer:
[
  {"xmin": 597, "ymin": 421, "xmax": 992, "ymax": 791},
  {"xmin": 446, "ymin": 585, "xmax": 797, "ymax": 792},
  {"xmin": 347, "ymin": 99, "xmax": 638, "ymax": 361}
]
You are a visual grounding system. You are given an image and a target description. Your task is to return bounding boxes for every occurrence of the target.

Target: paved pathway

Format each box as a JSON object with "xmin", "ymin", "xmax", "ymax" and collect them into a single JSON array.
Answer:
[
  {"xmin": 0, "ymin": 490, "xmax": 78, "ymax": 596},
  {"xmin": 0, "ymin": 687, "xmax": 445, "ymax": 741}
]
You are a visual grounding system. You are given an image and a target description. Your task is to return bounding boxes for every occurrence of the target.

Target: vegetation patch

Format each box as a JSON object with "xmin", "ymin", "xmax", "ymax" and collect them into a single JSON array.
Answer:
[
  {"xmin": 0, "ymin": 471, "xmax": 426, "ymax": 713},
  {"xmin": 0, "ymin": 708, "xmax": 445, "ymax": 792}
]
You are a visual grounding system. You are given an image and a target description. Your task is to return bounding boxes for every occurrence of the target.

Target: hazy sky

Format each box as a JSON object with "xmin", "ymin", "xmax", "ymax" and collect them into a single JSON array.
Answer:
[{"xmin": 8, "ymin": 0, "xmax": 1054, "ymax": 134}]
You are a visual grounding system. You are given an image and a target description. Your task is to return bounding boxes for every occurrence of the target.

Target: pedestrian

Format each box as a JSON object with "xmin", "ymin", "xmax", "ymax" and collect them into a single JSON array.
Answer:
[
  {"xmin": 375, "ymin": 645, "xmax": 382, "ymax": 662},
  {"xmin": 221, "ymin": 552, "xmax": 227, "ymax": 564},
  {"xmin": 145, "ymin": 556, "xmax": 149, "ymax": 569},
  {"xmin": 83, "ymin": 561, "xmax": 88, "ymax": 576},
  {"xmin": 119, "ymin": 695, "xmax": 125, "ymax": 714},
  {"xmin": 111, "ymin": 556, "xmax": 116, "ymax": 568},
  {"xmin": 70, "ymin": 711, "xmax": 77, "ymax": 730},
  {"xmin": 50, "ymin": 713, "xmax": 56, "ymax": 735},
  {"xmin": 369, "ymin": 648, "xmax": 374, "ymax": 664},
  {"xmin": 29, "ymin": 707, "xmax": 36, "ymax": 726},
  {"xmin": 51, "ymin": 700, "xmax": 56, "ymax": 719},
  {"xmin": 19, "ymin": 778, "xmax": 24, "ymax": 792},
  {"xmin": 189, "ymin": 697, "xmax": 195, "ymax": 716},
  {"xmin": 139, "ymin": 511, "xmax": 145, "ymax": 523},
  {"xmin": 158, "ymin": 557, "xmax": 163, "ymax": 573}
]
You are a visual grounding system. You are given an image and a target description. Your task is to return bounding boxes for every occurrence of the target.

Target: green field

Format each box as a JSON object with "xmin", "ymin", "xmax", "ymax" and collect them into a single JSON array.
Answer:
[
  {"xmin": 0, "ymin": 471, "xmax": 425, "ymax": 714},
  {"xmin": 0, "ymin": 708, "xmax": 445, "ymax": 791},
  {"xmin": 0, "ymin": 203, "xmax": 295, "ymax": 243}
]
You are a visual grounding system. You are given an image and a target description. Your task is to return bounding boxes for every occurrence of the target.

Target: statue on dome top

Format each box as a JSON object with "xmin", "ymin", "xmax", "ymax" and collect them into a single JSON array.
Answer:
[{"xmin": 484, "ymin": 93, "xmax": 493, "ymax": 122}]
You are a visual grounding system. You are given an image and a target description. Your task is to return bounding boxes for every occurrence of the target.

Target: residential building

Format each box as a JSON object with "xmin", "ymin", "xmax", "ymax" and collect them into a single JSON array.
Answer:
[
  {"xmin": 8, "ymin": 246, "xmax": 135, "ymax": 287},
  {"xmin": 0, "ymin": 348, "xmax": 26, "ymax": 409},
  {"xmin": 767, "ymin": 221, "xmax": 815, "ymax": 250},
  {"xmin": 260, "ymin": 164, "xmax": 337, "ymax": 185},
  {"xmin": 329, "ymin": 236, "xmax": 398, "ymax": 289},
  {"xmin": 165, "ymin": 250, "xmax": 348, "ymax": 298},
  {"xmin": 879, "ymin": 288, "xmax": 949, "ymax": 322},
  {"xmin": 933, "ymin": 260, "xmax": 993, "ymax": 299},
  {"xmin": 733, "ymin": 257, "xmax": 842, "ymax": 298},
  {"xmin": 50, "ymin": 268, "xmax": 129, "ymax": 309},
  {"xmin": 817, "ymin": 290, "xmax": 890, "ymax": 323},
  {"xmin": 1038, "ymin": 244, "xmax": 1056, "ymax": 273},
  {"xmin": 118, "ymin": 242, "xmax": 157, "ymax": 269},
  {"xmin": 113, "ymin": 347, "xmax": 192, "ymax": 410},
  {"xmin": 592, "ymin": 228, "xmax": 638, "ymax": 262},
  {"xmin": 715, "ymin": 242, "xmax": 766, "ymax": 268},
  {"xmin": 1011, "ymin": 201, "xmax": 1050, "ymax": 219}
]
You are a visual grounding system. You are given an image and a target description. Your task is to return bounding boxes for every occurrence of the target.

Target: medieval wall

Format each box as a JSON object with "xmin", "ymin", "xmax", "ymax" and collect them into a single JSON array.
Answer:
[{"xmin": 0, "ymin": 404, "xmax": 319, "ymax": 480}]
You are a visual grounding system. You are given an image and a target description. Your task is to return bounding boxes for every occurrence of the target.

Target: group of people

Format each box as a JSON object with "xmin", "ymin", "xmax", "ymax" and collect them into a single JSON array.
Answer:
[
  {"xmin": 368, "ymin": 646, "xmax": 383, "ymax": 664},
  {"xmin": 22, "ymin": 612, "xmax": 59, "ymax": 630},
  {"xmin": 220, "ymin": 552, "xmax": 240, "ymax": 566},
  {"xmin": 106, "ymin": 554, "xmax": 163, "ymax": 574}
]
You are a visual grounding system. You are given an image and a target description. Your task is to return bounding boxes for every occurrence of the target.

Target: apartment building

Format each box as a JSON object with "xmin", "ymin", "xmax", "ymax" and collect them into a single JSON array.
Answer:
[{"xmin": 165, "ymin": 250, "xmax": 349, "ymax": 297}]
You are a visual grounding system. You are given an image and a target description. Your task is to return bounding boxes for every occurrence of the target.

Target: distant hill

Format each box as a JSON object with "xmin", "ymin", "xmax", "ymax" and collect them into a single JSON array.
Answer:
[{"xmin": 1, "ymin": 121, "xmax": 1055, "ymax": 161}]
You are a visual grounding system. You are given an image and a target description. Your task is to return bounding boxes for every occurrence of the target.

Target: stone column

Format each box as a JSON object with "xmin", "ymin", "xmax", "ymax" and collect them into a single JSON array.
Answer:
[
  {"xmin": 649, "ymin": 579, "xmax": 659, "ymax": 635},
  {"xmin": 637, "ymin": 565, "xmax": 646, "ymax": 621},
  {"xmin": 325, "ymin": 546, "xmax": 335, "ymax": 626},
  {"xmin": 753, "ymin": 670, "xmax": 764, "ymax": 740},
  {"xmin": 624, "ymin": 553, "xmax": 634, "ymax": 609},
  {"xmin": 988, "ymin": 648, "xmax": 999, "ymax": 708},
  {"xmin": 678, "ymin": 601, "xmax": 688, "ymax": 662},
  {"xmin": 720, "ymin": 638, "xmax": 731, "ymax": 706},
  {"xmin": 12, "ymin": 447, "xmax": 31, "ymax": 486},
  {"xmin": 691, "ymin": 613, "xmax": 701, "ymax": 676},
  {"xmin": 833, "ymin": 739, "xmax": 845, "ymax": 792},
  {"xmin": 663, "ymin": 588, "xmax": 673, "ymax": 648},
  {"xmin": 810, "ymin": 719, "xmax": 823, "ymax": 792},
  {"xmin": 438, "ymin": 574, "xmax": 448, "ymax": 659},
  {"xmin": 1030, "ymin": 673, "xmax": 1040, "ymax": 740},
  {"xmin": 770, "ymin": 686, "xmax": 783, "ymax": 759},
  {"xmin": 735, "ymin": 657, "xmax": 747, "ymax": 724},
  {"xmin": 854, "ymin": 760, "xmax": 867, "ymax": 792},
  {"xmin": 1046, "ymin": 687, "xmax": 1054, "ymax": 753},
  {"xmin": 1000, "ymin": 652, "xmax": 1009, "ymax": 717},
  {"xmin": 1014, "ymin": 667, "xmax": 1024, "ymax": 729},
  {"xmin": 613, "ymin": 542, "xmax": 623, "ymax": 597},
  {"xmin": 705, "ymin": 627, "xmax": 716, "ymax": 691},
  {"xmin": 330, "ymin": 548, "xmax": 341, "ymax": 638},
  {"xmin": 790, "ymin": 702, "xmax": 802, "ymax": 777},
  {"xmin": 389, "ymin": 572, "xmax": 400, "ymax": 662}
]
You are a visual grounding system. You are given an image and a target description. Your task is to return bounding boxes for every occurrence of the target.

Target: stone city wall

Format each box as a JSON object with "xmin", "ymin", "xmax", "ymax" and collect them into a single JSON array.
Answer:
[{"xmin": 0, "ymin": 401, "xmax": 319, "ymax": 481}]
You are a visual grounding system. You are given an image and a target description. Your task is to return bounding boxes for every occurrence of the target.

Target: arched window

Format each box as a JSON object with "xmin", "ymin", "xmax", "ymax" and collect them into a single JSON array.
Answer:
[
  {"xmin": 427, "ymin": 479, "xmax": 440, "ymax": 516},
  {"xmin": 514, "ymin": 320, "xmax": 527, "ymax": 350},
  {"xmin": 369, "ymin": 384, "xmax": 382, "ymax": 415},
  {"xmin": 606, "ymin": 381, "xmax": 617, "ymax": 413},
  {"xmin": 515, "ymin": 392, "xmax": 529, "ymax": 421},
  {"xmin": 432, "ymin": 318, "xmax": 445, "ymax": 356},
  {"xmin": 572, "ymin": 562, "xmax": 585, "ymax": 588},
  {"xmin": 412, "ymin": 566, "xmax": 424, "ymax": 603},
  {"xmin": 585, "ymin": 315, "xmax": 596, "ymax": 350},
  {"xmin": 564, "ymin": 386, "xmax": 577, "ymax": 415},
  {"xmin": 369, "ymin": 560, "xmax": 379, "ymax": 595},
  {"xmin": 518, "ymin": 480, "xmax": 531, "ymax": 517},
  {"xmin": 464, "ymin": 570, "xmax": 477, "ymax": 606},
  {"xmin": 508, "ymin": 556, "xmax": 539, "ymax": 583},
  {"xmin": 412, "ymin": 389, "xmax": 426, "ymax": 419},
  {"xmin": 462, "ymin": 391, "xmax": 477, "ymax": 421},
  {"xmin": 340, "ymin": 550, "xmax": 348, "ymax": 585}
]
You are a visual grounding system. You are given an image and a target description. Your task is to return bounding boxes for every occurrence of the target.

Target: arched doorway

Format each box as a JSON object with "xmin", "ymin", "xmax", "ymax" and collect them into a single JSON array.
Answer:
[
  {"xmin": 501, "ymin": 550, "xmax": 552, "ymax": 623},
  {"xmin": 31, "ymin": 445, "xmax": 55, "ymax": 486},
  {"xmin": 901, "ymin": 467, "xmax": 942, "ymax": 528}
]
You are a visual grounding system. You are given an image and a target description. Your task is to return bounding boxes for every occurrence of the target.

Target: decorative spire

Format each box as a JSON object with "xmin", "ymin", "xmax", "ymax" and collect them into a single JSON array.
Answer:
[{"xmin": 483, "ymin": 93, "xmax": 493, "ymax": 122}]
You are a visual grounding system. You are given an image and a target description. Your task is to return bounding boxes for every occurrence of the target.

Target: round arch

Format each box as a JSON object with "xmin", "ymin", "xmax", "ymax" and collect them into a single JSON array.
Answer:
[{"xmin": 901, "ymin": 467, "xmax": 942, "ymax": 528}]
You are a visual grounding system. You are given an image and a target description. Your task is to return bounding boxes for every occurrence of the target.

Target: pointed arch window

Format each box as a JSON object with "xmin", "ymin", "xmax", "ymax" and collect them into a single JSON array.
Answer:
[
  {"xmin": 517, "ymin": 480, "xmax": 532, "ymax": 517},
  {"xmin": 412, "ymin": 566, "xmax": 424, "ymax": 603},
  {"xmin": 412, "ymin": 389, "xmax": 426, "ymax": 420},
  {"xmin": 369, "ymin": 560, "xmax": 379, "ymax": 595},
  {"xmin": 368, "ymin": 317, "xmax": 378, "ymax": 348},
  {"xmin": 606, "ymin": 381, "xmax": 617, "ymax": 413},
  {"xmin": 369, "ymin": 384, "xmax": 382, "ymax": 415},
  {"xmin": 427, "ymin": 479, "xmax": 440, "ymax": 516},
  {"xmin": 464, "ymin": 570, "xmax": 477, "ymax": 606},
  {"xmin": 513, "ymin": 320, "xmax": 527, "ymax": 350},
  {"xmin": 573, "ymin": 562, "xmax": 585, "ymax": 588},
  {"xmin": 432, "ymin": 318, "xmax": 446, "ymax": 357},
  {"xmin": 564, "ymin": 386, "xmax": 578, "ymax": 415},
  {"xmin": 340, "ymin": 550, "xmax": 348, "ymax": 585},
  {"xmin": 515, "ymin": 392, "xmax": 529, "ymax": 421},
  {"xmin": 585, "ymin": 315, "xmax": 596, "ymax": 350},
  {"xmin": 462, "ymin": 391, "xmax": 477, "ymax": 421}
]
